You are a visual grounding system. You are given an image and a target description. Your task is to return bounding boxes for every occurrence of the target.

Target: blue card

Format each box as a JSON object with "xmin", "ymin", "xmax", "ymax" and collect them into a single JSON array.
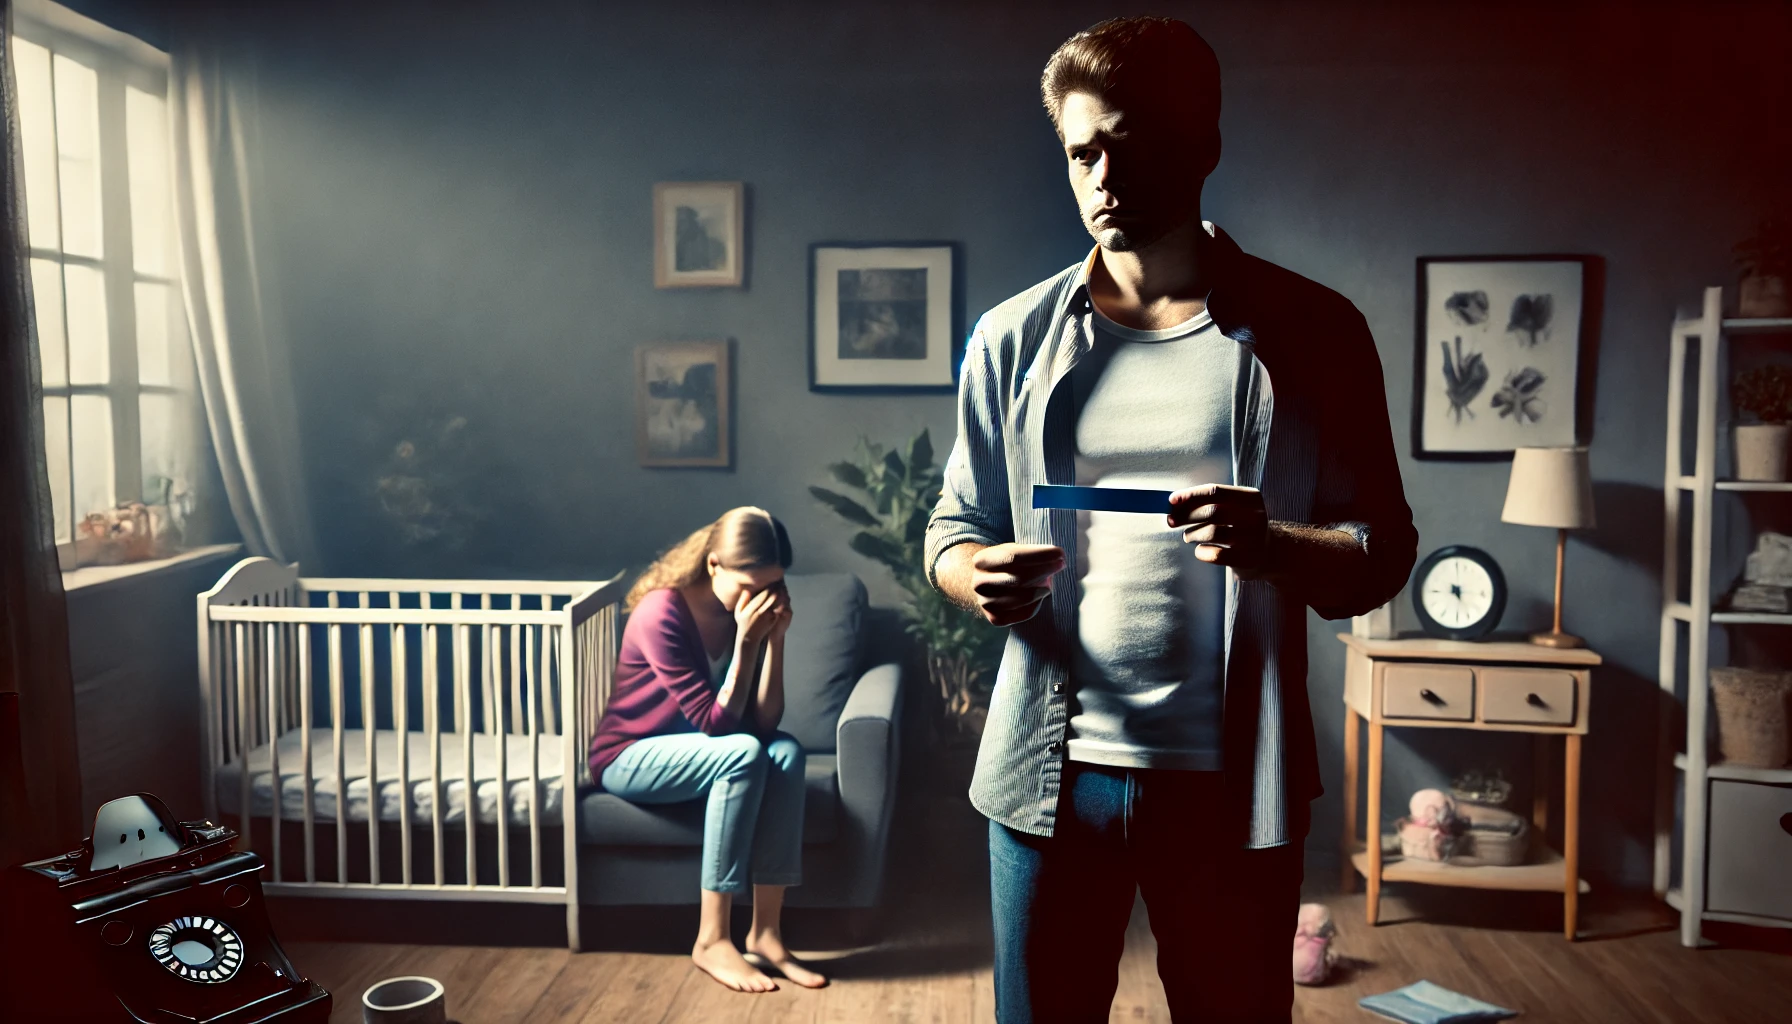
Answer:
[{"xmin": 1032, "ymin": 484, "xmax": 1173, "ymax": 515}]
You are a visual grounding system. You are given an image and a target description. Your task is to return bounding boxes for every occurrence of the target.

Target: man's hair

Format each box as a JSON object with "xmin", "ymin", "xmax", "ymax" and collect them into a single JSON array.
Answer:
[{"xmin": 1040, "ymin": 17, "xmax": 1221, "ymax": 139}]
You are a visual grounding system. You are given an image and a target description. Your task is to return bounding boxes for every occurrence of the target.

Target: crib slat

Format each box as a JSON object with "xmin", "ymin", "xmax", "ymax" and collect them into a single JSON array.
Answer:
[
  {"xmin": 393, "ymin": 594, "xmax": 411, "ymax": 887},
  {"xmin": 329, "ymin": 593, "xmax": 346, "ymax": 885},
  {"xmin": 458, "ymin": 624, "xmax": 477, "ymax": 889},
  {"xmin": 428, "ymin": 621, "xmax": 444, "ymax": 888},
  {"xmin": 494, "ymin": 629, "xmax": 509, "ymax": 887},
  {"xmin": 527, "ymin": 624, "xmax": 542, "ymax": 888},
  {"xmin": 509, "ymin": 597, "xmax": 525, "ymax": 735},
  {"xmin": 234, "ymin": 622, "xmax": 250, "ymax": 854},
  {"xmin": 481, "ymin": 594, "xmax": 495, "ymax": 737},
  {"xmin": 266, "ymin": 622, "xmax": 281, "ymax": 884},
  {"xmin": 299, "ymin": 619, "xmax": 315, "ymax": 884},
  {"xmin": 361, "ymin": 591, "xmax": 378, "ymax": 886}
]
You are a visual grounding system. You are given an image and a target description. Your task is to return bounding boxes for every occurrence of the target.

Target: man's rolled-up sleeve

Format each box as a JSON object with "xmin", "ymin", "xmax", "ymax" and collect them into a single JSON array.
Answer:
[
  {"xmin": 1307, "ymin": 306, "xmax": 1419, "ymax": 620},
  {"xmin": 926, "ymin": 322, "xmax": 1014, "ymax": 591}
]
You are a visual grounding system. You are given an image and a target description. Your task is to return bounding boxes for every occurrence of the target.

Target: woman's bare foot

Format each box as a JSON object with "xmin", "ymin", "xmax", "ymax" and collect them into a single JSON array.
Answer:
[
  {"xmin": 692, "ymin": 937, "xmax": 778, "ymax": 993},
  {"xmin": 745, "ymin": 931, "xmax": 829, "ymax": 989}
]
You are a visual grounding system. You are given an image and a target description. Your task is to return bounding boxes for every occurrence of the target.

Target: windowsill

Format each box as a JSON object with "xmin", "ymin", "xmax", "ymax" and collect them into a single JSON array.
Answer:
[{"xmin": 62, "ymin": 542, "xmax": 243, "ymax": 593}]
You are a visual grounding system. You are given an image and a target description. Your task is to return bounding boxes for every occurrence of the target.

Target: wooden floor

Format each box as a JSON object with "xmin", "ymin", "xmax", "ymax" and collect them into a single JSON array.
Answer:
[
  {"xmin": 288, "ymin": 888, "xmax": 1792, "ymax": 1024},
  {"xmin": 280, "ymin": 743, "xmax": 1791, "ymax": 1023}
]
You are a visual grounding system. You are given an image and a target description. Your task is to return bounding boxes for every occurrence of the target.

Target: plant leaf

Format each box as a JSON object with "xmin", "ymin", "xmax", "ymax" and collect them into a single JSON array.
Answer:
[
  {"xmin": 905, "ymin": 505, "xmax": 929, "ymax": 544},
  {"xmin": 809, "ymin": 486, "xmax": 879, "ymax": 527},
  {"xmin": 828, "ymin": 461, "xmax": 867, "ymax": 491},
  {"xmin": 883, "ymin": 448, "xmax": 907, "ymax": 483},
  {"xmin": 908, "ymin": 429, "xmax": 934, "ymax": 475},
  {"xmin": 849, "ymin": 530, "xmax": 907, "ymax": 571}
]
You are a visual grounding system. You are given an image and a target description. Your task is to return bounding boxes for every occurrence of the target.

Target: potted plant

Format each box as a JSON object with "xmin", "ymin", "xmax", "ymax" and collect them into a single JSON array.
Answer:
[
  {"xmin": 811, "ymin": 429, "xmax": 1005, "ymax": 734},
  {"xmin": 1735, "ymin": 217, "xmax": 1792, "ymax": 319},
  {"xmin": 1733, "ymin": 365, "xmax": 1792, "ymax": 481}
]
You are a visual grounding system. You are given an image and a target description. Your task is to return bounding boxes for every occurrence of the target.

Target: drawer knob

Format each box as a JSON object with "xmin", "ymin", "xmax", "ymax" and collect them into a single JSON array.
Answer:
[
  {"xmin": 1781, "ymin": 813, "xmax": 1792, "ymax": 838},
  {"xmin": 1526, "ymin": 692, "xmax": 1547, "ymax": 708},
  {"xmin": 1419, "ymin": 688, "xmax": 1442, "ymax": 704}
]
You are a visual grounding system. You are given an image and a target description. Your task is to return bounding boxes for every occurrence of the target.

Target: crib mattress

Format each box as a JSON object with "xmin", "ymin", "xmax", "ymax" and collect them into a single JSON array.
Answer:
[{"xmin": 215, "ymin": 728, "xmax": 567, "ymax": 827}]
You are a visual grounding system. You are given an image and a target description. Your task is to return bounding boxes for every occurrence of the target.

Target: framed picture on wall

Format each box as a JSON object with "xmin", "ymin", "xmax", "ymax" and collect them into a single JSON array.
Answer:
[
  {"xmin": 636, "ymin": 340, "xmax": 731, "ymax": 468},
  {"xmin": 653, "ymin": 182, "xmax": 745, "ymax": 288},
  {"xmin": 1414, "ymin": 255, "xmax": 1598, "ymax": 460},
  {"xmin": 809, "ymin": 242, "xmax": 960, "ymax": 393}
]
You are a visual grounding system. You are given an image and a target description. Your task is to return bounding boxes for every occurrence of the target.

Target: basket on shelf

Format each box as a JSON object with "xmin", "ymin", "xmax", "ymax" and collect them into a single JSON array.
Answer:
[{"xmin": 1709, "ymin": 667, "xmax": 1792, "ymax": 768}]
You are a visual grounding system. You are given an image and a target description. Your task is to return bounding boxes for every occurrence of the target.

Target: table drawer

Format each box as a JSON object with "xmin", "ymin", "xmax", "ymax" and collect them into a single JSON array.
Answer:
[
  {"xmin": 1382, "ymin": 665, "xmax": 1474, "ymax": 720},
  {"xmin": 1480, "ymin": 668, "xmax": 1578, "ymax": 726},
  {"xmin": 1708, "ymin": 780, "xmax": 1792, "ymax": 921}
]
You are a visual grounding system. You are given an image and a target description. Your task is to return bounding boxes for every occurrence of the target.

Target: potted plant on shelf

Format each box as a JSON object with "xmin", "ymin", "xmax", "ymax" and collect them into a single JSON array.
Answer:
[
  {"xmin": 1733, "ymin": 365, "xmax": 1792, "ymax": 481},
  {"xmin": 811, "ymin": 429, "xmax": 1005, "ymax": 735},
  {"xmin": 1735, "ymin": 217, "xmax": 1792, "ymax": 319}
]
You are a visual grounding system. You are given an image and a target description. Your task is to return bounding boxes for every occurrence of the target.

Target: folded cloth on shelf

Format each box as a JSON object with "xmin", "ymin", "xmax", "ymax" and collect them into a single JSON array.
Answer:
[
  {"xmin": 1359, "ymin": 980, "xmax": 1518, "ymax": 1023},
  {"xmin": 1458, "ymin": 802, "xmax": 1525, "ymax": 835}
]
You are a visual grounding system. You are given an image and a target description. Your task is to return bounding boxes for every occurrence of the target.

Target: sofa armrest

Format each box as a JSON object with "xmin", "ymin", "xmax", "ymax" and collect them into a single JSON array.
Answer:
[{"xmin": 835, "ymin": 661, "xmax": 902, "ymax": 829}]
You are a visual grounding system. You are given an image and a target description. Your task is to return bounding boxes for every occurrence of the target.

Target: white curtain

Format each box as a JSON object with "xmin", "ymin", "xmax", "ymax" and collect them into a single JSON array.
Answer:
[{"xmin": 170, "ymin": 47, "xmax": 314, "ymax": 567}]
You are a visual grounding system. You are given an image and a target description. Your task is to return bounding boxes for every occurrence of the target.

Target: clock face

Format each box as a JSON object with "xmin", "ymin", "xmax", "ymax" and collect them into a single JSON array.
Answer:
[
  {"xmin": 1410, "ymin": 545, "xmax": 1507, "ymax": 641},
  {"xmin": 1421, "ymin": 556, "xmax": 1497, "ymax": 629}
]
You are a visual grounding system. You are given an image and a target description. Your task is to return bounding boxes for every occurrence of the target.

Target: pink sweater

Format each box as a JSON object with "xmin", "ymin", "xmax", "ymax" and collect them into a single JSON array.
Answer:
[{"xmin": 586, "ymin": 588, "xmax": 749, "ymax": 783}]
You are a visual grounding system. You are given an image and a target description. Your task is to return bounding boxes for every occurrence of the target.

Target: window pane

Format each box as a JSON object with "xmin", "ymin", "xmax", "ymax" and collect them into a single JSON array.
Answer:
[
  {"xmin": 71, "ymin": 394, "xmax": 114, "ymax": 521},
  {"xmin": 135, "ymin": 281, "xmax": 171, "ymax": 385},
  {"xmin": 53, "ymin": 54, "xmax": 102, "ymax": 260},
  {"xmin": 139, "ymin": 391, "xmax": 187, "ymax": 501},
  {"xmin": 14, "ymin": 39, "xmax": 59, "ymax": 251},
  {"xmin": 127, "ymin": 86, "xmax": 170, "ymax": 277},
  {"xmin": 64, "ymin": 263, "xmax": 108, "ymax": 384},
  {"xmin": 31, "ymin": 258, "xmax": 67, "ymax": 387},
  {"xmin": 43, "ymin": 396, "xmax": 71, "ymax": 543}
]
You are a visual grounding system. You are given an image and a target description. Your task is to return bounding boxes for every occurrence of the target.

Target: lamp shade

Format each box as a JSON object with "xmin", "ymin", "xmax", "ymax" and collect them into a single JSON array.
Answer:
[{"xmin": 1501, "ymin": 447, "xmax": 1596, "ymax": 529}]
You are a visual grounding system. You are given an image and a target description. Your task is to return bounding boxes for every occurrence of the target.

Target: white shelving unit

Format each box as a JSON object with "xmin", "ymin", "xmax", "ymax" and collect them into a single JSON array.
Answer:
[{"xmin": 1656, "ymin": 286, "xmax": 1792, "ymax": 947}]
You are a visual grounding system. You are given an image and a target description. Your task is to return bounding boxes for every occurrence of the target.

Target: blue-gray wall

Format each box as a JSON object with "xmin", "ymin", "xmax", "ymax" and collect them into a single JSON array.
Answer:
[{"xmin": 183, "ymin": 0, "xmax": 1789, "ymax": 887}]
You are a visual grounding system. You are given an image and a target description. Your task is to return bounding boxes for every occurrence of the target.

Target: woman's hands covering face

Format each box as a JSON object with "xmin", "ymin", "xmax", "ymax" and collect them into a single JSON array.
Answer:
[{"xmin": 734, "ymin": 581, "xmax": 788, "ymax": 643}]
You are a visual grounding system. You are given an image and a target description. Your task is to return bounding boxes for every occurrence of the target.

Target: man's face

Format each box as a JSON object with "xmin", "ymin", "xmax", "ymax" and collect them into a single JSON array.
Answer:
[{"xmin": 1060, "ymin": 91, "xmax": 1207, "ymax": 252}]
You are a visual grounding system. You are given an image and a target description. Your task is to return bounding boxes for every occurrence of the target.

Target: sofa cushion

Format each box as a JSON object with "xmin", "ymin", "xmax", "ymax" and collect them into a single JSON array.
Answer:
[
  {"xmin": 580, "ymin": 754, "xmax": 838, "ymax": 846},
  {"xmin": 778, "ymin": 574, "xmax": 865, "ymax": 752}
]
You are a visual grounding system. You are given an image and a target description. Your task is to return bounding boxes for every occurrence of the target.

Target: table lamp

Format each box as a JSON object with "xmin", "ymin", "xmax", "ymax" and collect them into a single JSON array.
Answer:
[{"xmin": 1501, "ymin": 446, "xmax": 1596, "ymax": 648}]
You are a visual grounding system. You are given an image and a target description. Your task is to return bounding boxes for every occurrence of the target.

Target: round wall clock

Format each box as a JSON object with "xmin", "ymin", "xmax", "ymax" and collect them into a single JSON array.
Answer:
[{"xmin": 1411, "ymin": 545, "xmax": 1507, "ymax": 641}]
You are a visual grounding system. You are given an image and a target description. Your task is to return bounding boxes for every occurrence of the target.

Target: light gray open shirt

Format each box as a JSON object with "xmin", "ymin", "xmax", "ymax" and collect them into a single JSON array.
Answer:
[{"xmin": 925, "ymin": 225, "xmax": 1417, "ymax": 848}]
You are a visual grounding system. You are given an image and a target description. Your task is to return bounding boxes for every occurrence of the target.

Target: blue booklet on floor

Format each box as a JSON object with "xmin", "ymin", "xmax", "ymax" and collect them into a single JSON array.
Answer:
[{"xmin": 1358, "ymin": 981, "xmax": 1518, "ymax": 1024}]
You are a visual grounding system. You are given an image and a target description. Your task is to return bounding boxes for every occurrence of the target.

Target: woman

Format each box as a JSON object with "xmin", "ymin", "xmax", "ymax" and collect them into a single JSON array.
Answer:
[{"xmin": 588, "ymin": 507, "xmax": 826, "ymax": 992}]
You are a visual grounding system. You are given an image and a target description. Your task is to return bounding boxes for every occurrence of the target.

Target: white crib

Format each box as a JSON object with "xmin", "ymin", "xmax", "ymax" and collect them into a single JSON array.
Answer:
[{"xmin": 196, "ymin": 557, "xmax": 623, "ymax": 950}]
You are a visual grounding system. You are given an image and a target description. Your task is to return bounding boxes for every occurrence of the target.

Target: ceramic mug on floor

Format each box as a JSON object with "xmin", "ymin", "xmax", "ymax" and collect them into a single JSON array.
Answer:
[{"xmin": 363, "ymin": 976, "xmax": 446, "ymax": 1024}]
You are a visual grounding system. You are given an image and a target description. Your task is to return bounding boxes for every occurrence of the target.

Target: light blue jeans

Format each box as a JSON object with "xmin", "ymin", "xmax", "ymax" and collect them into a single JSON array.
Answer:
[{"xmin": 600, "ymin": 730, "xmax": 805, "ymax": 894}]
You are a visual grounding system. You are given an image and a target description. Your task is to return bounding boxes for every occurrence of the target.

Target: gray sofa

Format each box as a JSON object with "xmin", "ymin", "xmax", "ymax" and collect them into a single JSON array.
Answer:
[{"xmin": 576, "ymin": 573, "xmax": 903, "ymax": 909}]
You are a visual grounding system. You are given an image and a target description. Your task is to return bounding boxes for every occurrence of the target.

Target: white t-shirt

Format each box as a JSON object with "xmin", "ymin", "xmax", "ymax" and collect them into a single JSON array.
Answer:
[{"xmin": 1066, "ymin": 304, "xmax": 1246, "ymax": 770}]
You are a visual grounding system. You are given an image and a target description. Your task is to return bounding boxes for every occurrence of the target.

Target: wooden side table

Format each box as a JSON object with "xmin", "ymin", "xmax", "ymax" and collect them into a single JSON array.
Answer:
[{"xmin": 1338, "ymin": 633, "xmax": 1601, "ymax": 940}]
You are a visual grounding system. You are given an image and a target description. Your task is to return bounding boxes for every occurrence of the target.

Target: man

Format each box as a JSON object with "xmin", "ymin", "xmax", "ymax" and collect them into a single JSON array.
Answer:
[{"xmin": 925, "ymin": 17, "xmax": 1416, "ymax": 1023}]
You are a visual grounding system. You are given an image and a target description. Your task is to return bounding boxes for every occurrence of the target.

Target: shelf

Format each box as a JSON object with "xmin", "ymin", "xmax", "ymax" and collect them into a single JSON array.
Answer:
[
  {"xmin": 1662, "ymin": 603, "xmax": 1792, "ymax": 625},
  {"xmin": 1674, "ymin": 316, "xmax": 1792, "ymax": 335},
  {"xmin": 1673, "ymin": 475, "xmax": 1792, "ymax": 492},
  {"xmin": 1665, "ymin": 888, "xmax": 1792, "ymax": 930},
  {"xmin": 1350, "ymin": 847, "xmax": 1589, "ymax": 894},
  {"xmin": 1724, "ymin": 317, "xmax": 1792, "ymax": 335},
  {"xmin": 1712, "ymin": 611, "xmax": 1792, "ymax": 624},
  {"xmin": 1673, "ymin": 752, "xmax": 1792, "ymax": 783}
]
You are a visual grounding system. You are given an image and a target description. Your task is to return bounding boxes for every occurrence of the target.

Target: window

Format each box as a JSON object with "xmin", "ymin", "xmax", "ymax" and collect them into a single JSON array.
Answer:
[{"xmin": 14, "ymin": 0, "xmax": 197, "ymax": 568}]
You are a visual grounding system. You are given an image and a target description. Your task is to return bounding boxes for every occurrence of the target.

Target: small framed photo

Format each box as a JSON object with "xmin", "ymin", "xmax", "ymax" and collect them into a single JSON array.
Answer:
[
  {"xmin": 653, "ymin": 182, "xmax": 744, "ymax": 288},
  {"xmin": 636, "ymin": 340, "xmax": 731, "ymax": 468},
  {"xmin": 809, "ymin": 242, "xmax": 960, "ymax": 393},
  {"xmin": 1414, "ymin": 255, "xmax": 1598, "ymax": 460}
]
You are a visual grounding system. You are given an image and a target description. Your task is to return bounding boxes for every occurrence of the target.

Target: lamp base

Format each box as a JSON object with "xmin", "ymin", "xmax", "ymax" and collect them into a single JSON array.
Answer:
[{"xmin": 1530, "ymin": 630, "xmax": 1584, "ymax": 649}]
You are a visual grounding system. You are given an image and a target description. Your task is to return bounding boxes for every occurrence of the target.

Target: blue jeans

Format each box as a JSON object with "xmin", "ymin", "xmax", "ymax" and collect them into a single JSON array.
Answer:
[
  {"xmin": 989, "ymin": 762, "xmax": 1306, "ymax": 1023},
  {"xmin": 601, "ymin": 730, "xmax": 805, "ymax": 894}
]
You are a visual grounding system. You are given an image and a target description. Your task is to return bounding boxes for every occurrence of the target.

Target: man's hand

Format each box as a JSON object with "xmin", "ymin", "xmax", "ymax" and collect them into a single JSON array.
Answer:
[
  {"xmin": 1169, "ymin": 484, "xmax": 1270, "ymax": 575},
  {"xmin": 968, "ymin": 544, "xmax": 1066, "ymax": 626}
]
